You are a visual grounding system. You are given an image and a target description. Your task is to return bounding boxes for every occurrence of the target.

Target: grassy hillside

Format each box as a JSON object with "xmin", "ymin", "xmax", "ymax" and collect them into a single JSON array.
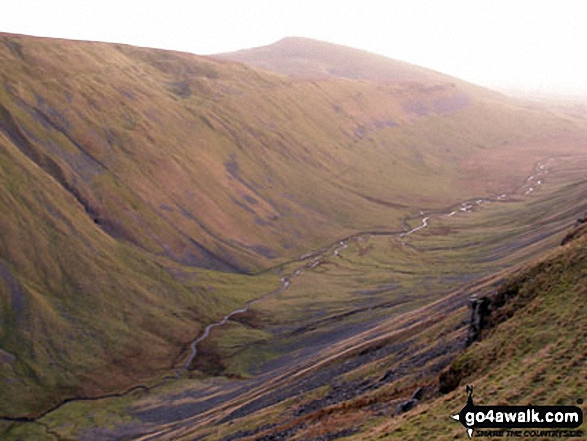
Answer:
[
  {"xmin": 10, "ymin": 158, "xmax": 586, "ymax": 440},
  {"xmin": 3, "ymin": 33, "xmax": 585, "ymax": 272},
  {"xmin": 1, "ymin": 32, "xmax": 586, "ymax": 422},
  {"xmin": 369, "ymin": 223, "xmax": 587, "ymax": 440},
  {"xmin": 132, "ymin": 184, "xmax": 586, "ymax": 441},
  {"xmin": 0, "ymin": 123, "xmax": 279, "ymax": 416}
]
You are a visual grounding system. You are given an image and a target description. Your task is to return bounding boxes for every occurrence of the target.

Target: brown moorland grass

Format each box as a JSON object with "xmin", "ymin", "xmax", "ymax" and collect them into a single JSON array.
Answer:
[{"xmin": 1, "ymin": 32, "xmax": 587, "ymax": 423}]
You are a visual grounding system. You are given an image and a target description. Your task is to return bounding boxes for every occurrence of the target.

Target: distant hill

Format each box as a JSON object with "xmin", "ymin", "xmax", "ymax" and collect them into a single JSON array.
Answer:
[{"xmin": 214, "ymin": 37, "xmax": 458, "ymax": 83}]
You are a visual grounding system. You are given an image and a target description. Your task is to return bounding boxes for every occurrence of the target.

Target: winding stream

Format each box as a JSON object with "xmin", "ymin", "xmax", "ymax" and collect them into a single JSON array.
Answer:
[
  {"xmin": 178, "ymin": 159, "xmax": 551, "ymax": 374},
  {"xmin": 0, "ymin": 159, "xmax": 551, "ymax": 424}
]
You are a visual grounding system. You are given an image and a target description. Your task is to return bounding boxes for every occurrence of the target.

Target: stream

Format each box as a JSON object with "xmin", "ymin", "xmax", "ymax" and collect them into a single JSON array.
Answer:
[
  {"xmin": 177, "ymin": 158, "xmax": 551, "ymax": 374},
  {"xmin": 0, "ymin": 159, "xmax": 551, "ymax": 424}
]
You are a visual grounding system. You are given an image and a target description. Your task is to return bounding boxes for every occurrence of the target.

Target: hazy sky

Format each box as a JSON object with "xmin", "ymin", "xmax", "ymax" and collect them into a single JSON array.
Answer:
[{"xmin": 2, "ymin": 1, "xmax": 586, "ymax": 96}]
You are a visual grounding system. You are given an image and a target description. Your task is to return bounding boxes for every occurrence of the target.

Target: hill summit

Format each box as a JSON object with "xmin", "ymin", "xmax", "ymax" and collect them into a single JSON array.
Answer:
[{"xmin": 214, "ymin": 36, "xmax": 456, "ymax": 83}]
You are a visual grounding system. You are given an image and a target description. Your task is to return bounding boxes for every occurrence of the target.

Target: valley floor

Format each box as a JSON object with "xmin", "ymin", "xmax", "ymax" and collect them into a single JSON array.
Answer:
[{"xmin": 3, "ymin": 154, "xmax": 586, "ymax": 440}]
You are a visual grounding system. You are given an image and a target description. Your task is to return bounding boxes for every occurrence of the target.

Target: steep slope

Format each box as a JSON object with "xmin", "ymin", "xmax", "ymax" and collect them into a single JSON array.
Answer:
[
  {"xmin": 369, "ymin": 221, "xmax": 587, "ymax": 440},
  {"xmin": 1, "ymin": 32, "xmax": 587, "ymax": 421},
  {"xmin": 2, "ymin": 33, "xmax": 583, "ymax": 273}
]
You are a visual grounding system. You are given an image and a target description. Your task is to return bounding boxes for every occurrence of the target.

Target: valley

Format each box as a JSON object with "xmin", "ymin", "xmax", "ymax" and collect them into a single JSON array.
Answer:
[
  {"xmin": 4, "ymin": 152, "xmax": 586, "ymax": 440},
  {"xmin": 0, "ymin": 34, "xmax": 586, "ymax": 440}
]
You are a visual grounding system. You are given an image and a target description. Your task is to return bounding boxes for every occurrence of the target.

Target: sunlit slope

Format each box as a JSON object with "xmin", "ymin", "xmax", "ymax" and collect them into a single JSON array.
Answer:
[
  {"xmin": 0, "ymin": 130, "xmax": 198, "ymax": 416},
  {"xmin": 0, "ymin": 126, "xmax": 280, "ymax": 417},
  {"xmin": 2, "ymin": 33, "xmax": 584, "ymax": 273}
]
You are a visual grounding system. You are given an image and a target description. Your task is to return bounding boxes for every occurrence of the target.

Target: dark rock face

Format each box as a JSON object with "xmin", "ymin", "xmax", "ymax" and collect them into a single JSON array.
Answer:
[
  {"xmin": 439, "ymin": 257, "xmax": 549, "ymax": 395},
  {"xmin": 466, "ymin": 296, "xmax": 491, "ymax": 346},
  {"xmin": 439, "ymin": 292, "xmax": 501, "ymax": 394}
]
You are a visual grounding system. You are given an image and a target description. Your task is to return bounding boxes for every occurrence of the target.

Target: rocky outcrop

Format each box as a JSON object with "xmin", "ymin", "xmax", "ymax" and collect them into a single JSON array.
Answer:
[
  {"xmin": 438, "ymin": 364, "xmax": 462, "ymax": 394},
  {"xmin": 438, "ymin": 222, "xmax": 585, "ymax": 394},
  {"xmin": 466, "ymin": 295, "xmax": 491, "ymax": 347},
  {"xmin": 439, "ymin": 278, "xmax": 527, "ymax": 393}
]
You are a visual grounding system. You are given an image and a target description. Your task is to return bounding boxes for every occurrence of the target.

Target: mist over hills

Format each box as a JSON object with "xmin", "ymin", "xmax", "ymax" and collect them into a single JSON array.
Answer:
[
  {"xmin": 0, "ymin": 33, "xmax": 586, "ymax": 438},
  {"xmin": 213, "ymin": 37, "xmax": 457, "ymax": 83}
]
